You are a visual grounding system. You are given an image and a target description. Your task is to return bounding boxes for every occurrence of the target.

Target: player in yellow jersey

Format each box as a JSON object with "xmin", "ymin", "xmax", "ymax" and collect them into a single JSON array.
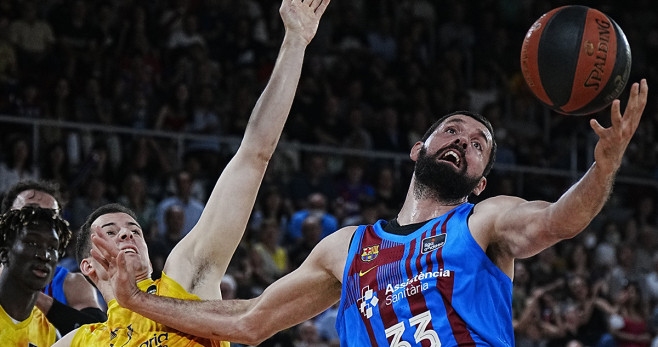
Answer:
[
  {"xmin": 52, "ymin": 0, "xmax": 330, "ymax": 346},
  {"xmin": 0, "ymin": 206, "xmax": 72, "ymax": 346}
]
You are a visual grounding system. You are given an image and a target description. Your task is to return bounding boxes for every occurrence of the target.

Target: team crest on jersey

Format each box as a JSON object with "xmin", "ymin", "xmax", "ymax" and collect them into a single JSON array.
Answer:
[
  {"xmin": 421, "ymin": 234, "xmax": 446, "ymax": 254},
  {"xmin": 361, "ymin": 245, "xmax": 379, "ymax": 262}
]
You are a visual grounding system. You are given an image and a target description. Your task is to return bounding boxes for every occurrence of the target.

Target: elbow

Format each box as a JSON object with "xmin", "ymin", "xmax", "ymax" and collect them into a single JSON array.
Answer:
[{"xmin": 236, "ymin": 312, "xmax": 276, "ymax": 345}]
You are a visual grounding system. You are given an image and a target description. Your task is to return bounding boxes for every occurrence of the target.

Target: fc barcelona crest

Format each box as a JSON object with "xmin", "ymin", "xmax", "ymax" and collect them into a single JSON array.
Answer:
[{"xmin": 361, "ymin": 245, "xmax": 379, "ymax": 262}]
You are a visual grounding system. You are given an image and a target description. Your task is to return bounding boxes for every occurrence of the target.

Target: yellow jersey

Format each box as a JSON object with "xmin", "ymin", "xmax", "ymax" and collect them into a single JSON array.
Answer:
[
  {"xmin": 71, "ymin": 272, "xmax": 229, "ymax": 347},
  {"xmin": 0, "ymin": 303, "xmax": 57, "ymax": 346}
]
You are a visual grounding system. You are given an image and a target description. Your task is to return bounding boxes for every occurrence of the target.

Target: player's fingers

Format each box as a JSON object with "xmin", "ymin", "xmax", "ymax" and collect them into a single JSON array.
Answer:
[
  {"xmin": 91, "ymin": 232, "xmax": 118, "ymax": 258},
  {"xmin": 623, "ymin": 80, "xmax": 647, "ymax": 133},
  {"xmin": 90, "ymin": 248, "xmax": 110, "ymax": 275},
  {"xmin": 314, "ymin": 0, "xmax": 329, "ymax": 14},
  {"xmin": 609, "ymin": 99, "xmax": 622, "ymax": 129},
  {"xmin": 90, "ymin": 235, "xmax": 114, "ymax": 267},
  {"xmin": 590, "ymin": 118, "xmax": 606, "ymax": 138}
]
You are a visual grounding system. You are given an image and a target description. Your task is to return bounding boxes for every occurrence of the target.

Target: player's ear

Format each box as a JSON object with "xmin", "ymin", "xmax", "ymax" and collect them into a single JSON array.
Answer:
[
  {"xmin": 80, "ymin": 258, "xmax": 94, "ymax": 277},
  {"xmin": 410, "ymin": 141, "xmax": 424, "ymax": 161},
  {"xmin": 472, "ymin": 177, "xmax": 487, "ymax": 196}
]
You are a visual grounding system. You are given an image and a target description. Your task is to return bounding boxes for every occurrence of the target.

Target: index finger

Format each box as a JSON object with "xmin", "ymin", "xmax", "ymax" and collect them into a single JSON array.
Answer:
[{"xmin": 91, "ymin": 227, "xmax": 120, "ymax": 260}]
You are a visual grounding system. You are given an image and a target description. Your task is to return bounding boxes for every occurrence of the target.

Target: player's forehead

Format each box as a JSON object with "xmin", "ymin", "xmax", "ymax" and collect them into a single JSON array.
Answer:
[
  {"xmin": 11, "ymin": 190, "xmax": 59, "ymax": 211},
  {"xmin": 92, "ymin": 212, "xmax": 140, "ymax": 229},
  {"xmin": 20, "ymin": 223, "xmax": 59, "ymax": 240},
  {"xmin": 436, "ymin": 115, "xmax": 493, "ymax": 141}
]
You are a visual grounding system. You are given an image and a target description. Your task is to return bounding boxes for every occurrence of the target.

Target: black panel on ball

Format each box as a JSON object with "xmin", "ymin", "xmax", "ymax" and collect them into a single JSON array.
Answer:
[{"xmin": 537, "ymin": 6, "xmax": 588, "ymax": 108}]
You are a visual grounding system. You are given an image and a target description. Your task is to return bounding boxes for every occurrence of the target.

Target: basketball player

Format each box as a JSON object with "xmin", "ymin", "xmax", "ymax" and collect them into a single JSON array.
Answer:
[
  {"xmin": 1, "ymin": 180, "xmax": 107, "ymax": 335},
  {"xmin": 0, "ymin": 205, "xmax": 71, "ymax": 346},
  {"xmin": 92, "ymin": 79, "xmax": 647, "ymax": 346},
  {"xmin": 52, "ymin": 0, "xmax": 329, "ymax": 345}
]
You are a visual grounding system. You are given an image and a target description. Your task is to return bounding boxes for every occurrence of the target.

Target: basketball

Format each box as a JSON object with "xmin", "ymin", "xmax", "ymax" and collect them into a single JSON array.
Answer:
[{"xmin": 520, "ymin": 5, "xmax": 632, "ymax": 116}]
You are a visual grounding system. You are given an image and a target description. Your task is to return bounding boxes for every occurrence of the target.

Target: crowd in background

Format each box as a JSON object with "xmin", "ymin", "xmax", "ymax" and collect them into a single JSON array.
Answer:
[{"xmin": 0, "ymin": 0, "xmax": 657, "ymax": 346}]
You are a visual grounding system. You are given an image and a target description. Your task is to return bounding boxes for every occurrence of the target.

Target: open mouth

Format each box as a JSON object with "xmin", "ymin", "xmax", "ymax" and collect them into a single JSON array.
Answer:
[
  {"xmin": 439, "ymin": 149, "xmax": 462, "ymax": 168},
  {"xmin": 121, "ymin": 246, "xmax": 138, "ymax": 255}
]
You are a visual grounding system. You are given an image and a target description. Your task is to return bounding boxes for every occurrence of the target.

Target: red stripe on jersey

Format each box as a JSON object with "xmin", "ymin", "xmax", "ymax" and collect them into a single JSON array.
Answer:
[
  {"xmin": 436, "ymin": 212, "xmax": 476, "ymax": 345},
  {"xmin": 408, "ymin": 229, "xmax": 435, "ymax": 347},
  {"xmin": 361, "ymin": 225, "xmax": 400, "ymax": 343},
  {"xmin": 425, "ymin": 221, "xmax": 440, "ymax": 272}
]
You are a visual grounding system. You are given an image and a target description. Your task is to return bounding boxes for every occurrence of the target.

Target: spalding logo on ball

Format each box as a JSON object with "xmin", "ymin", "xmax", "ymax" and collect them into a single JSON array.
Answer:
[{"xmin": 520, "ymin": 5, "xmax": 631, "ymax": 116}]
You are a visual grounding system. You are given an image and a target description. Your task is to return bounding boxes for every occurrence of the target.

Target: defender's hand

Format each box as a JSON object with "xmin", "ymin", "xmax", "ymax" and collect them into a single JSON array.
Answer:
[
  {"xmin": 280, "ymin": 0, "xmax": 330, "ymax": 45},
  {"xmin": 91, "ymin": 229, "xmax": 144, "ymax": 307}
]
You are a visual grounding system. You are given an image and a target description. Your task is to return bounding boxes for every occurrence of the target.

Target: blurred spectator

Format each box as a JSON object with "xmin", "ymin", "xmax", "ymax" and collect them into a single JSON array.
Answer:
[
  {"xmin": 564, "ymin": 274, "xmax": 615, "ymax": 346},
  {"xmin": 250, "ymin": 218, "xmax": 289, "ymax": 287},
  {"xmin": 0, "ymin": 135, "xmax": 36, "ymax": 194},
  {"xmin": 155, "ymin": 170, "xmax": 204, "ymax": 237},
  {"xmin": 372, "ymin": 106, "xmax": 408, "ymax": 152},
  {"xmin": 372, "ymin": 166, "xmax": 403, "ymax": 220},
  {"xmin": 287, "ymin": 154, "xmax": 335, "ymax": 209},
  {"xmin": 0, "ymin": 15, "xmax": 18, "ymax": 89},
  {"xmin": 9, "ymin": 0, "xmax": 55, "ymax": 80},
  {"xmin": 610, "ymin": 281, "xmax": 652, "ymax": 347},
  {"xmin": 293, "ymin": 320, "xmax": 328, "ymax": 347},
  {"xmin": 315, "ymin": 302, "xmax": 340, "ymax": 345},
  {"xmin": 287, "ymin": 193, "xmax": 338, "ymax": 245},
  {"xmin": 148, "ymin": 204, "xmax": 185, "ymax": 279},
  {"xmin": 39, "ymin": 141, "xmax": 71, "ymax": 194},
  {"xmin": 155, "ymin": 82, "xmax": 193, "ymax": 132},
  {"xmin": 250, "ymin": 185, "xmax": 292, "ymax": 238},
  {"xmin": 56, "ymin": 0, "xmax": 98, "ymax": 82},
  {"xmin": 334, "ymin": 158, "xmax": 374, "ymax": 219},
  {"xmin": 341, "ymin": 106, "xmax": 373, "ymax": 150},
  {"xmin": 288, "ymin": 213, "xmax": 324, "ymax": 270},
  {"xmin": 117, "ymin": 173, "xmax": 157, "ymax": 238},
  {"xmin": 68, "ymin": 176, "xmax": 110, "ymax": 230},
  {"xmin": 220, "ymin": 274, "xmax": 237, "ymax": 300}
]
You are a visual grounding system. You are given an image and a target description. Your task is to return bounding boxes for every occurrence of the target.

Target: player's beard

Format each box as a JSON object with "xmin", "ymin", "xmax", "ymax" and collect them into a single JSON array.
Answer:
[{"xmin": 413, "ymin": 146, "xmax": 482, "ymax": 204}]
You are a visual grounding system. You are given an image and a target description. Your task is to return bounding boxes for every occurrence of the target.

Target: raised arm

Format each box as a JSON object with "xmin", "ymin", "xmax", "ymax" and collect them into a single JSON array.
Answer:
[
  {"xmin": 474, "ymin": 79, "xmax": 648, "ymax": 269},
  {"xmin": 164, "ymin": 0, "xmax": 330, "ymax": 299},
  {"xmin": 90, "ymin": 225, "xmax": 352, "ymax": 345}
]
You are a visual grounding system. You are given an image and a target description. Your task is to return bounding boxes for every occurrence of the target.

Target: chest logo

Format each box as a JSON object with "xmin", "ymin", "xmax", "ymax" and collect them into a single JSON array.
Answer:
[
  {"xmin": 361, "ymin": 245, "xmax": 379, "ymax": 262},
  {"xmin": 421, "ymin": 234, "xmax": 446, "ymax": 254}
]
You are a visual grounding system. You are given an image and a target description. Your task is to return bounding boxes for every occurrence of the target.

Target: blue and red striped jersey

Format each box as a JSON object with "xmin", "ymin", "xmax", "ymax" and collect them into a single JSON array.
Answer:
[{"xmin": 336, "ymin": 203, "xmax": 514, "ymax": 346}]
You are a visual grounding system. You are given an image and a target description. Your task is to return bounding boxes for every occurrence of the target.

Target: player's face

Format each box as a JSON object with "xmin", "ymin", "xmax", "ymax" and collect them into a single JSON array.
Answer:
[
  {"xmin": 3, "ymin": 224, "xmax": 60, "ymax": 291},
  {"xmin": 426, "ymin": 115, "xmax": 493, "ymax": 177},
  {"xmin": 11, "ymin": 190, "xmax": 59, "ymax": 211},
  {"xmin": 414, "ymin": 115, "xmax": 492, "ymax": 200},
  {"xmin": 91, "ymin": 212, "xmax": 151, "ymax": 280}
]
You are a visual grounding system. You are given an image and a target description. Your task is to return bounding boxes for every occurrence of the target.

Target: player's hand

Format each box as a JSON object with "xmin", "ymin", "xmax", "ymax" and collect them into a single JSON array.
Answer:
[
  {"xmin": 590, "ymin": 79, "xmax": 648, "ymax": 173},
  {"xmin": 280, "ymin": 0, "xmax": 330, "ymax": 45},
  {"xmin": 91, "ymin": 229, "xmax": 143, "ymax": 307}
]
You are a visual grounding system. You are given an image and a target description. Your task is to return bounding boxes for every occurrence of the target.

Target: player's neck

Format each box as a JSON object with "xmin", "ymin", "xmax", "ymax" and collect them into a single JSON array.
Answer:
[
  {"xmin": 397, "ymin": 182, "xmax": 465, "ymax": 225},
  {"xmin": 0, "ymin": 277, "xmax": 39, "ymax": 321}
]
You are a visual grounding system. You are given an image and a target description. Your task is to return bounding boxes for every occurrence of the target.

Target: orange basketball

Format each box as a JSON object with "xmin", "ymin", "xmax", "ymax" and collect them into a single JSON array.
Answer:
[{"xmin": 520, "ymin": 5, "xmax": 632, "ymax": 116}]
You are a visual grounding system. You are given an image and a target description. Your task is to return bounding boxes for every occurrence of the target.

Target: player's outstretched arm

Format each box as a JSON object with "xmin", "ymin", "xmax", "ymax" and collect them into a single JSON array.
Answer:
[
  {"xmin": 477, "ymin": 79, "xmax": 648, "ymax": 263},
  {"xmin": 90, "ymin": 225, "xmax": 350, "ymax": 344},
  {"xmin": 164, "ymin": 0, "xmax": 330, "ymax": 299}
]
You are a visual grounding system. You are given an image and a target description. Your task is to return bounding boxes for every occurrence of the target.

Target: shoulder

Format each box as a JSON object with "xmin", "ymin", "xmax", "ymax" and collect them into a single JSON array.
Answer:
[
  {"xmin": 312, "ymin": 226, "xmax": 357, "ymax": 278},
  {"xmin": 474, "ymin": 195, "xmax": 526, "ymax": 213}
]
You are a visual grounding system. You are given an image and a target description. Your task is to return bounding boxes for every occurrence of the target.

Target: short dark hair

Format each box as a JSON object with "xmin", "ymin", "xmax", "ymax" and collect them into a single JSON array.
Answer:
[
  {"xmin": 0, "ymin": 206, "xmax": 72, "ymax": 263},
  {"xmin": 1, "ymin": 180, "xmax": 62, "ymax": 213},
  {"xmin": 75, "ymin": 203, "xmax": 138, "ymax": 266},
  {"xmin": 420, "ymin": 110, "xmax": 497, "ymax": 177}
]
